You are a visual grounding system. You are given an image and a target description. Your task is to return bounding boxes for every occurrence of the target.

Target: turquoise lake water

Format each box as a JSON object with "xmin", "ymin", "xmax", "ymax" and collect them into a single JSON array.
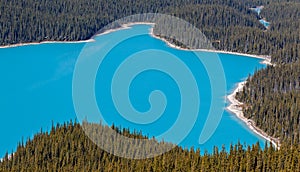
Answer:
[
  {"xmin": 0, "ymin": 24, "xmax": 266, "ymax": 157},
  {"xmin": 259, "ymin": 19, "xmax": 270, "ymax": 29}
]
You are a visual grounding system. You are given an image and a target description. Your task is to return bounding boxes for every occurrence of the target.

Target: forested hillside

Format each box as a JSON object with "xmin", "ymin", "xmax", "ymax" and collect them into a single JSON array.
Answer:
[
  {"xmin": 1, "ymin": 0, "xmax": 300, "ymax": 170},
  {"xmin": 235, "ymin": 1, "xmax": 300, "ymax": 145},
  {"xmin": 236, "ymin": 62, "xmax": 300, "ymax": 144},
  {"xmin": 1, "ymin": 0, "xmax": 299, "ymax": 64},
  {"xmin": 0, "ymin": 122, "xmax": 299, "ymax": 171}
]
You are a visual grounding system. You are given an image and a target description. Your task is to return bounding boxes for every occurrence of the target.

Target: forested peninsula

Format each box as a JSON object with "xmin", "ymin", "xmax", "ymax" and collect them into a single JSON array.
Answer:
[{"xmin": 1, "ymin": 0, "xmax": 300, "ymax": 171}]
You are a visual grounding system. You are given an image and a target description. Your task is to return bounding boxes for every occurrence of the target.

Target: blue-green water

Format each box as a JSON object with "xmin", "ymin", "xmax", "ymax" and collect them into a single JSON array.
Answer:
[
  {"xmin": 250, "ymin": 6, "xmax": 264, "ymax": 16},
  {"xmin": 0, "ymin": 24, "xmax": 266, "ymax": 157},
  {"xmin": 259, "ymin": 19, "xmax": 270, "ymax": 29}
]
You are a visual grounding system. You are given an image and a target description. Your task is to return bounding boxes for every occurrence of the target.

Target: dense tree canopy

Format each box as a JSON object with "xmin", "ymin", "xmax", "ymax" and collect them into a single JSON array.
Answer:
[
  {"xmin": 1, "ymin": 0, "xmax": 299, "ymax": 64},
  {"xmin": 0, "ymin": 122, "xmax": 299, "ymax": 171},
  {"xmin": 237, "ymin": 62, "xmax": 300, "ymax": 144}
]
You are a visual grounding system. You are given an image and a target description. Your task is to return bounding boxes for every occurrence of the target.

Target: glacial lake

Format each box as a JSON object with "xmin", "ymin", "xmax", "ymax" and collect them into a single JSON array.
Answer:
[{"xmin": 0, "ymin": 24, "xmax": 266, "ymax": 157}]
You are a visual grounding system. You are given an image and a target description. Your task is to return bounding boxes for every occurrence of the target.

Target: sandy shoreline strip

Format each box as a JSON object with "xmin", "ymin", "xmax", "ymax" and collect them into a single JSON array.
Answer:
[
  {"xmin": 0, "ymin": 39, "xmax": 95, "ymax": 49},
  {"xmin": 148, "ymin": 23, "xmax": 279, "ymax": 148},
  {"xmin": 0, "ymin": 22, "xmax": 155, "ymax": 49},
  {"xmin": 0, "ymin": 22, "xmax": 274, "ymax": 67},
  {"xmin": 148, "ymin": 26, "xmax": 272, "ymax": 66},
  {"xmin": 149, "ymin": 23, "xmax": 278, "ymax": 148},
  {"xmin": 95, "ymin": 22, "xmax": 155, "ymax": 36},
  {"xmin": 226, "ymin": 81, "xmax": 281, "ymax": 149}
]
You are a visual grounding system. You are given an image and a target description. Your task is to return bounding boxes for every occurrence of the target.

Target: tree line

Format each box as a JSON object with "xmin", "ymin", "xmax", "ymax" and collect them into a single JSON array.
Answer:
[
  {"xmin": 0, "ymin": 121, "xmax": 299, "ymax": 171},
  {"xmin": 236, "ymin": 62, "xmax": 300, "ymax": 144},
  {"xmin": 1, "ymin": 0, "xmax": 299, "ymax": 64}
]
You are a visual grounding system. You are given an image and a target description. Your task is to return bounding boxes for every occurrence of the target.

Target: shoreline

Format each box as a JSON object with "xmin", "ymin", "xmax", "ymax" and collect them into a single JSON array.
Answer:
[
  {"xmin": 226, "ymin": 81, "xmax": 281, "ymax": 149},
  {"xmin": 0, "ymin": 22, "xmax": 155, "ymax": 49},
  {"xmin": 0, "ymin": 39, "xmax": 95, "ymax": 49},
  {"xmin": 95, "ymin": 22, "xmax": 155, "ymax": 36},
  {"xmin": 0, "ymin": 22, "xmax": 278, "ymax": 148},
  {"xmin": 148, "ymin": 26, "xmax": 272, "ymax": 66},
  {"xmin": 147, "ymin": 23, "xmax": 278, "ymax": 148},
  {"xmin": 0, "ymin": 22, "xmax": 273, "ymax": 66}
]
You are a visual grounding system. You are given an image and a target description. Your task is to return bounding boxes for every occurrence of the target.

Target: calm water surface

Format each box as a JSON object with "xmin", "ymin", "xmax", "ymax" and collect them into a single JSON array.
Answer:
[{"xmin": 0, "ymin": 25, "xmax": 266, "ymax": 157}]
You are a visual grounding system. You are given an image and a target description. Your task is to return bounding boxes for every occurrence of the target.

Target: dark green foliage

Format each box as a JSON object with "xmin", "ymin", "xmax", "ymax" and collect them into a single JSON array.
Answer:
[
  {"xmin": 0, "ymin": 122, "xmax": 299, "ymax": 172},
  {"xmin": 236, "ymin": 62, "xmax": 300, "ymax": 144},
  {"xmin": 1, "ymin": 0, "xmax": 299, "ymax": 63}
]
